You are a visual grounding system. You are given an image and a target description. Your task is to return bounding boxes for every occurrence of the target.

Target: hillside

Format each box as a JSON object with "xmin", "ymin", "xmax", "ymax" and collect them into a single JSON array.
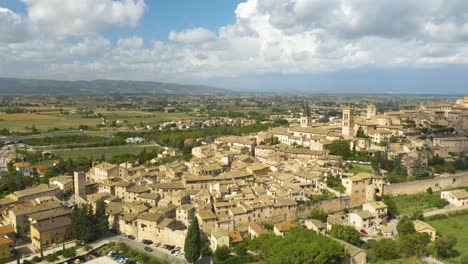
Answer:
[{"xmin": 0, "ymin": 78, "xmax": 230, "ymax": 95}]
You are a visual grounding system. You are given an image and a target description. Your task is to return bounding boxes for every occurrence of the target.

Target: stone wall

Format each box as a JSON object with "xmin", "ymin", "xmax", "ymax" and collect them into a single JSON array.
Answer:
[
  {"xmin": 386, "ymin": 173, "xmax": 468, "ymax": 195},
  {"xmin": 297, "ymin": 197, "xmax": 352, "ymax": 218}
]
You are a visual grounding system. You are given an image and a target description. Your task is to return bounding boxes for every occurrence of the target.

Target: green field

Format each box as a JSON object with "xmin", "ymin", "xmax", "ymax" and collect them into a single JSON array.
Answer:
[
  {"xmin": 428, "ymin": 213, "xmax": 468, "ymax": 261},
  {"xmin": 385, "ymin": 192, "xmax": 448, "ymax": 216},
  {"xmin": 347, "ymin": 163, "xmax": 374, "ymax": 174},
  {"xmin": 0, "ymin": 111, "xmax": 197, "ymax": 132},
  {"xmin": 51, "ymin": 145, "xmax": 161, "ymax": 160}
]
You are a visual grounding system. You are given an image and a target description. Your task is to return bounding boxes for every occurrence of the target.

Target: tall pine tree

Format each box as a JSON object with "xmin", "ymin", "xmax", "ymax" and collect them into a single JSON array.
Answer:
[{"xmin": 184, "ymin": 217, "xmax": 201, "ymax": 263}]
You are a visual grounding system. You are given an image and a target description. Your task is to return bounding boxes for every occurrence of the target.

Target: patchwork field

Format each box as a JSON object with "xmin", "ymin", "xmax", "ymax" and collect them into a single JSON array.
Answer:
[
  {"xmin": 51, "ymin": 145, "xmax": 160, "ymax": 160},
  {"xmin": 0, "ymin": 111, "xmax": 197, "ymax": 132}
]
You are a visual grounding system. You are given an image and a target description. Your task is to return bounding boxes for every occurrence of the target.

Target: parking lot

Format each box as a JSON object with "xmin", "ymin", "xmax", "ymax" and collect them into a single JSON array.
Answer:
[{"xmin": 111, "ymin": 236, "xmax": 188, "ymax": 264}]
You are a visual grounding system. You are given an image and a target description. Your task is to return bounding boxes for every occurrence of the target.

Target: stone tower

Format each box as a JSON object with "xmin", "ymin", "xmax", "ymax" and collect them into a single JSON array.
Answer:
[
  {"xmin": 300, "ymin": 102, "xmax": 313, "ymax": 127},
  {"xmin": 74, "ymin": 171, "xmax": 86, "ymax": 201},
  {"xmin": 367, "ymin": 104, "xmax": 376, "ymax": 118},
  {"xmin": 342, "ymin": 107, "xmax": 355, "ymax": 137}
]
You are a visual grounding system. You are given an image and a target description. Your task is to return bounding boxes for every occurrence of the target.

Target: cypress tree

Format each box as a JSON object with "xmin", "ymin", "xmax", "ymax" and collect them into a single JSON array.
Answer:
[{"xmin": 184, "ymin": 218, "xmax": 201, "ymax": 263}]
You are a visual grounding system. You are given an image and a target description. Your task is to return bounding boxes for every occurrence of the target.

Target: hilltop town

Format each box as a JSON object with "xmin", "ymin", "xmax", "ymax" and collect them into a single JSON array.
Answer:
[{"xmin": 0, "ymin": 95, "xmax": 467, "ymax": 264}]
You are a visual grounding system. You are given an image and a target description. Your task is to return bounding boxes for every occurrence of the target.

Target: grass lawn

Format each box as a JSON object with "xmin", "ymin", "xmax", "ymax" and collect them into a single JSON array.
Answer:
[
  {"xmin": 347, "ymin": 164, "xmax": 374, "ymax": 174},
  {"xmin": 428, "ymin": 213, "xmax": 468, "ymax": 261},
  {"xmin": 51, "ymin": 145, "xmax": 161, "ymax": 160},
  {"xmin": 386, "ymin": 192, "xmax": 447, "ymax": 215}
]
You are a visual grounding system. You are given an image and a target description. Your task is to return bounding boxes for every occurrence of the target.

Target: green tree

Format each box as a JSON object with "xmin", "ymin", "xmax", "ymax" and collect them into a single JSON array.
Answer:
[
  {"xmin": 329, "ymin": 225, "xmax": 362, "ymax": 246},
  {"xmin": 200, "ymin": 245, "xmax": 213, "ymax": 257},
  {"xmin": 434, "ymin": 235, "xmax": 457, "ymax": 258},
  {"xmin": 364, "ymin": 238, "xmax": 400, "ymax": 261},
  {"xmin": 397, "ymin": 217, "xmax": 415, "ymax": 235},
  {"xmin": 308, "ymin": 208, "xmax": 328, "ymax": 223},
  {"xmin": 398, "ymin": 233, "xmax": 430, "ymax": 257},
  {"xmin": 328, "ymin": 140, "xmax": 352, "ymax": 158},
  {"xmin": 184, "ymin": 218, "xmax": 201, "ymax": 263},
  {"xmin": 426, "ymin": 187, "xmax": 433, "ymax": 195},
  {"xmin": 233, "ymin": 243, "xmax": 248, "ymax": 256},
  {"xmin": 382, "ymin": 195, "xmax": 398, "ymax": 218},
  {"xmin": 249, "ymin": 228, "xmax": 345, "ymax": 264},
  {"xmin": 214, "ymin": 246, "xmax": 231, "ymax": 261},
  {"xmin": 95, "ymin": 201, "xmax": 109, "ymax": 239}
]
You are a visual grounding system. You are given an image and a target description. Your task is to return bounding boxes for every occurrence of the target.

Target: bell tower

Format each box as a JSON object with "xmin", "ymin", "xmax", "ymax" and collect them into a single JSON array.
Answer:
[
  {"xmin": 300, "ymin": 102, "xmax": 313, "ymax": 127},
  {"xmin": 342, "ymin": 107, "xmax": 355, "ymax": 137},
  {"xmin": 367, "ymin": 104, "xmax": 376, "ymax": 118}
]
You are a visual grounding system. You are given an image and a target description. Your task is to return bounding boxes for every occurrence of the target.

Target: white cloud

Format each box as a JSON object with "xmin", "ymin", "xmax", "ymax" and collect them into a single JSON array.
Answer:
[
  {"xmin": 0, "ymin": 8, "xmax": 29, "ymax": 43},
  {"xmin": 22, "ymin": 0, "xmax": 145, "ymax": 36},
  {"xmin": 2, "ymin": 0, "xmax": 468, "ymax": 82},
  {"xmin": 117, "ymin": 36, "xmax": 144, "ymax": 49},
  {"xmin": 169, "ymin": 28, "xmax": 216, "ymax": 44}
]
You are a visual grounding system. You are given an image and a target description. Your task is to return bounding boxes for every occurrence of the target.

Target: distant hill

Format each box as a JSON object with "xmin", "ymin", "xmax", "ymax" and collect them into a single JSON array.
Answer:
[{"xmin": 0, "ymin": 78, "xmax": 230, "ymax": 95}]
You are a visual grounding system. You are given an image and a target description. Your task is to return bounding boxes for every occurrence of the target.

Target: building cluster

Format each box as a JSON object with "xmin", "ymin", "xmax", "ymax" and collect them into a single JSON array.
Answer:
[{"xmin": 0, "ymin": 96, "xmax": 466, "ymax": 263}]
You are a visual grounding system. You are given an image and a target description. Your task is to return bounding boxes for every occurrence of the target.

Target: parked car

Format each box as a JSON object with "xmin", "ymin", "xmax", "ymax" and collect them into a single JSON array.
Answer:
[
  {"xmin": 128, "ymin": 235, "xmax": 136, "ymax": 240},
  {"xmin": 360, "ymin": 229, "xmax": 368, "ymax": 235},
  {"xmin": 120, "ymin": 233, "xmax": 127, "ymax": 237},
  {"xmin": 144, "ymin": 246, "xmax": 153, "ymax": 252},
  {"xmin": 166, "ymin": 244, "xmax": 175, "ymax": 250}
]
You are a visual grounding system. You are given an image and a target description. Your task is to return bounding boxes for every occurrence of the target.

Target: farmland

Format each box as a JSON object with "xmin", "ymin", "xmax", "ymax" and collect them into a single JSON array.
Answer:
[
  {"xmin": 51, "ymin": 145, "xmax": 161, "ymax": 160},
  {"xmin": 0, "ymin": 111, "xmax": 196, "ymax": 132}
]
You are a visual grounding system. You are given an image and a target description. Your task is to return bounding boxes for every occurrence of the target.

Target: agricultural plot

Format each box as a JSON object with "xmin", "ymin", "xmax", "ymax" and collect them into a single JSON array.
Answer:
[
  {"xmin": 0, "ymin": 111, "xmax": 198, "ymax": 132},
  {"xmin": 51, "ymin": 145, "xmax": 161, "ymax": 160}
]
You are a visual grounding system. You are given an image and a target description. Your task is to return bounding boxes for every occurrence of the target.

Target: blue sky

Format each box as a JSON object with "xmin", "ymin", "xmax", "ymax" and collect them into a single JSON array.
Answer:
[{"xmin": 0, "ymin": 0, "xmax": 468, "ymax": 94}]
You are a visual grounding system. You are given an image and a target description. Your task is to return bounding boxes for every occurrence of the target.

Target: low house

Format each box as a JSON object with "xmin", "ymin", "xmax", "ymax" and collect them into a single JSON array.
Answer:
[
  {"xmin": 441, "ymin": 189, "xmax": 468, "ymax": 207},
  {"xmin": 362, "ymin": 201, "xmax": 388, "ymax": 223},
  {"xmin": 210, "ymin": 228, "xmax": 229, "ymax": 250},
  {"xmin": 228, "ymin": 230, "xmax": 243, "ymax": 247},
  {"xmin": 333, "ymin": 238, "xmax": 367, "ymax": 264},
  {"xmin": 413, "ymin": 220, "xmax": 436, "ymax": 241},
  {"xmin": 248, "ymin": 222, "xmax": 267, "ymax": 238},
  {"xmin": 0, "ymin": 237, "xmax": 13, "ymax": 261},
  {"xmin": 49, "ymin": 176, "xmax": 73, "ymax": 194},
  {"xmin": 30, "ymin": 216, "xmax": 72, "ymax": 251},
  {"xmin": 273, "ymin": 221, "xmax": 297, "ymax": 237},
  {"xmin": 348, "ymin": 210, "xmax": 373, "ymax": 229},
  {"xmin": 304, "ymin": 219, "xmax": 326, "ymax": 234},
  {"xmin": 0, "ymin": 225, "xmax": 15, "ymax": 244}
]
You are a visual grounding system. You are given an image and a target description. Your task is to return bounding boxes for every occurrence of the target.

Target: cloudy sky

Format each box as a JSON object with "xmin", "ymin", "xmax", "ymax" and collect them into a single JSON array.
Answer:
[{"xmin": 1, "ymin": 0, "xmax": 468, "ymax": 93}]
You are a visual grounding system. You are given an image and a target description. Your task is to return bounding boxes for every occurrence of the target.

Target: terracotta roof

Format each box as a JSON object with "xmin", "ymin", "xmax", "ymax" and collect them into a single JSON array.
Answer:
[
  {"xmin": 0, "ymin": 225, "xmax": 15, "ymax": 235},
  {"xmin": 32, "ymin": 216, "xmax": 71, "ymax": 232},
  {"xmin": 274, "ymin": 221, "xmax": 297, "ymax": 232},
  {"xmin": 228, "ymin": 230, "xmax": 243, "ymax": 243}
]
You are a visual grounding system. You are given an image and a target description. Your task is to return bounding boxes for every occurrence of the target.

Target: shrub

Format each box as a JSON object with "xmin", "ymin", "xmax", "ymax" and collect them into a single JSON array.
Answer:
[
  {"xmin": 201, "ymin": 245, "xmax": 213, "ymax": 257},
  {"xmin": 214, "ymin": 246, "xmax": 231, "ymax": 262}
]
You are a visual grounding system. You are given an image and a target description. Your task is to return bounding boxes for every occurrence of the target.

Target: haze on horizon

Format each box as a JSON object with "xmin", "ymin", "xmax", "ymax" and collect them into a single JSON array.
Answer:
[{"xmin": 1, "ymin": 0, "xmax": 468, "ymax": 94}]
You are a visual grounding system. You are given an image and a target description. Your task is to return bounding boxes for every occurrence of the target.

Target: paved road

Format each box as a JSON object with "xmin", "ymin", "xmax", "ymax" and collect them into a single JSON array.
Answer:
[
  {"xmin": 424, "ymin": 204, "xmax": 468, "ymax": 217},
  {"xmin": 421, "ymin": 256, "xmax": 445, "ymax": 264}
]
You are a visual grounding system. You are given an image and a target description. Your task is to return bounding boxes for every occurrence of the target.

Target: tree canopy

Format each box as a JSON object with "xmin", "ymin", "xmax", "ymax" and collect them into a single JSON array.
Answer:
[
  {"xmin": 249, "ymin": 227, "xmax": 346, "ymax": 264},
  {"xmin": 184, "ymin": 218, "xmax": 201, "ymax": 263},
  {"xmin": 329, "ymin": 225, "xmax": 362, "ymax": 246},
  {"xmin": 328, "ymin": 140, "xmax": 352, "ymax": 158}
]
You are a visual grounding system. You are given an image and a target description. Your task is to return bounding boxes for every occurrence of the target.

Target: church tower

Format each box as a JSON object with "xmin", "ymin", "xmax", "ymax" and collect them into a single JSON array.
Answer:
[
  {"xmin": 342, "ymin": 107, "xmax": 355, "ymax": 137},
  {"xmin": 300, "ymin": 102, "xmax": 313, "ymax": 127},
  {"xmin": 367, "ymin": 104, "xmax": 376, "ymax": 118}
]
